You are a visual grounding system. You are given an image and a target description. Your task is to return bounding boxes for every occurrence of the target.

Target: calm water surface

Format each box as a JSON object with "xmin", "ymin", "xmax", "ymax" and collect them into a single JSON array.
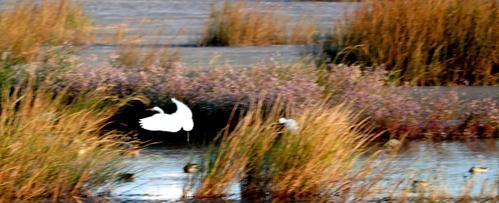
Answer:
[
  {"xmin": 109, "ymin": 140, "xmax": 498, "ymax": 201},
  {"xmin": 78, "ymin": 0, "xmax": 359, "ymax": 67},
  {"xmin": 0, "ymin": 0, "xmax": 360, "ymax": 67}
]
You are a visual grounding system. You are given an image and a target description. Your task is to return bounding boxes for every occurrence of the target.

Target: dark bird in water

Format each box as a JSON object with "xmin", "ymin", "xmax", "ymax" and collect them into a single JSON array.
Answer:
[
  {"xmin": 469, "ymin": 166, "xmax": 488, "ymax": 174},
  {"xmin": 411, "ymin": 180, "xmax": 429, "ymax": 192},
  {"xmin": 117, "ymin": 173, "xmax": 135, "ymax": 182},
  {"xmin": 183, "ymin": 163, "xmax": 200, "ymax": 173}
]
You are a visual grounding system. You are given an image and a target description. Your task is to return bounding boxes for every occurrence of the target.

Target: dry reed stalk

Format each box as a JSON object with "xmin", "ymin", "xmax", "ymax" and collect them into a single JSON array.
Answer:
[
  {"xmin": 327, "ymin": 0, "xmax": 498, "ymax": 85},
  {"xmin": 0, "ymin": 76, "xmax": 133, "ymax": 201},
  {"xmin": 0, "ymin": 0, "xmax": 93, "ymax": 63}
]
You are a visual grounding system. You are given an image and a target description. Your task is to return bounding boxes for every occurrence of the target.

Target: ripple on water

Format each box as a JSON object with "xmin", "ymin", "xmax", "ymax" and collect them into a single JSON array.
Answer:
[{"xmin": 110, "ymin": 140, "xmax": 498, "ymax": 201}]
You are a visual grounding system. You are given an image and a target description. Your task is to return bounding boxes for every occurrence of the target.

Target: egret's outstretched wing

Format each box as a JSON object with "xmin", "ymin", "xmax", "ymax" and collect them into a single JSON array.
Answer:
[
  {"xmin": 139, "ymin": 114, "xmax": 182, "ymax": 132},
  {"xmin": 181, "ymin": 117, "xmax": 194, "ymax": 131},
  {"xmin": 171, "ymin": 98, "xmax": 194, "ymax": 131},
  {"xmin": 171, "ymin": 98, "xmax": 193, "ymax": 119}
]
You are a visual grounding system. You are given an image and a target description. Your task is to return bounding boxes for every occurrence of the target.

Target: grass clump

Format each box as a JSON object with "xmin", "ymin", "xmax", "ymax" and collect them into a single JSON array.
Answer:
[
  {"xmin": 0, "ymin": 0, "xmax": 92, "ymax": 63},
  {"xmin": 200, "ymin": 0, "xmax": 317, "ymax": 46},
  {"xmin": 0, "ymin": 77, "xmax": 131, "ymax": 201},
  {"xmin": 324, "ymin": 0, "xmax": 498, "ymax": 85},
  {"xmin": 196, "ymin": 99, "xmax": 381, "ymax": 200},
  {"xmin": 267, "ymin": 105, "xmax": 377, "ymax": 199}
]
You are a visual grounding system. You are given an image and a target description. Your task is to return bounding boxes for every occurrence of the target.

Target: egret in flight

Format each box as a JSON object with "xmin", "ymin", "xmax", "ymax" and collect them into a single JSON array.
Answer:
[{"xmin": 139, "ymin": 98, "xmax": 194, "ymax": 143}]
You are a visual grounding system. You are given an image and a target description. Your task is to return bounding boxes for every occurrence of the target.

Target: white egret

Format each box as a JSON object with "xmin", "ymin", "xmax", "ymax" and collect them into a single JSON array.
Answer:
[
  {"xmin": 139, "ymin": 98, "xmax": 194, "ymax": 143},
  {"xmin": 278, "ymin": 117, "xmax": 299, "ymax": 134}
]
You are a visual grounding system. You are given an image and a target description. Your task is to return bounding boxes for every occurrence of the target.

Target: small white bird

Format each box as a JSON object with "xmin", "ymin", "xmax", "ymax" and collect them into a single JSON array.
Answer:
[
  {"xmin": 279, "ymin": 117, "xmax": 300, "ymax": 134},
  {"xmin": 139, "ymin": 98, "xmax": 194, "ymax": 142}
]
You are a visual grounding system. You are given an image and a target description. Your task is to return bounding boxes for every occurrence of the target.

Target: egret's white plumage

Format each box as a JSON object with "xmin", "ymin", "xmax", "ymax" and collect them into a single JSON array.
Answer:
[
  {"xmin": 139, "ymin": 98, "xmax": 194, "ymax": 133},
  {"xmin": 279, "ymin": 117, "xmax": 299, "ymax": 134},
  {"xmin": 171, "ymin": 98, "xmax": 194, "ymax": 131}
]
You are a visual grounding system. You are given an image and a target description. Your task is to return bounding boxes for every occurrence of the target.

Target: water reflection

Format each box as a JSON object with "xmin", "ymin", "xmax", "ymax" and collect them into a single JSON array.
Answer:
[
  {"xmin": 111, "ymin": 140, "xmax": 498, "ymax": 201},
  {"xmin": 112, "ymin": 146, "xmax": 205, "ymax": 200}
]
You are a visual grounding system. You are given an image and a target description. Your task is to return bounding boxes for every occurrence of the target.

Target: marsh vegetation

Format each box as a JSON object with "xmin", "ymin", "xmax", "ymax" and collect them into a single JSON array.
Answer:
[{"xmin": 0, "ymin": 0, "xmax": 497, "ymax": 202}]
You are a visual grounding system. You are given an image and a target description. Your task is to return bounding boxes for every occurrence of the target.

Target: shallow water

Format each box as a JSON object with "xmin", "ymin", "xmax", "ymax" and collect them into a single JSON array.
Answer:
[
  {"xmin": 108, "ymin": 140, "xmax": 498, "ymax": 201},
  {"xmin": 76, "ymin": 0, "xmax": 360, "ymax": 67},
  {"xmin": 0, "ymin": 0, "xmax": 354, "ymax": 67},
  {"xmin": 82, "ymin": 0, "xmax": 358, "ymax": 45},
  {"xmin": 0, "ymin": 0, "xmax": 359, "ymax": 67}
]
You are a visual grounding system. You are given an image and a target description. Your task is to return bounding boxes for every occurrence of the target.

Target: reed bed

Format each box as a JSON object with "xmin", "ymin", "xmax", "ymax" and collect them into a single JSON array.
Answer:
[
  {"xmin": 0, "ymin": 0, "xmax": 92, "ymax": 63},
  {"xmin": 0, "ymin": 76, "xmax": 133, "ymax": 201},
  {"xmin": 195, "ymin": 100, "xmax": 384, "ymax": 200},
  {"xmin": 324, "ymin": 0, "xmax": 499, "ymax": 85},
  {"xmin": 296, "ymin": 0, "xmax": 362, "ymax": 1},
  {"xmin": 200, "ymin": 0, "xmax": 317, "ymax": 46}
]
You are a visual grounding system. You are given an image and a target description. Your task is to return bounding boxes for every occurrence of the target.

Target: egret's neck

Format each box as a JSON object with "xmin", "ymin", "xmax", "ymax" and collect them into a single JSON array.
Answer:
[{"xmin": 152, "ymin": 107, "xmax": 165, "ymax": 114}]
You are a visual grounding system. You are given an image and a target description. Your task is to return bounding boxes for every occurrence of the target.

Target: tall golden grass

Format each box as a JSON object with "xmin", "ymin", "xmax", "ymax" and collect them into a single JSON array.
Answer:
[
  {"xmin": 267, "ymin": 104, "xmax": 379, "ymax": 199},
  {"xmin": 200, "ymin": 0, "xmax": 317, "ymax": 46},
  {"xmin": 0, "ymin": 76, "xmax": 132, "ymax": 201},
  {"xmin": 0, "ymin": 0, "xmax": 92, "ymax": 63},
  {"xmin": 114, "ymin": 45, "xmax": 181, "ymax": 68},
  {"xmin": 195, "ymin": 99, "xmax": 383, "ymax": 200},
  {"xmin": 327, "ymin": 0, "xmax": 498, "ymax": 85}
]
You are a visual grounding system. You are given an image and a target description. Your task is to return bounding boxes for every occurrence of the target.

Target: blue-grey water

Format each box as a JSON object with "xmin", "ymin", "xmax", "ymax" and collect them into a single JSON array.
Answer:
[
  {"xmin": 107, "ymin": 140, "xmax": 498, "ymax": 201},
  {"xmin": 0, "ymin": 0, "xmax": 360, "ymax": 67}
]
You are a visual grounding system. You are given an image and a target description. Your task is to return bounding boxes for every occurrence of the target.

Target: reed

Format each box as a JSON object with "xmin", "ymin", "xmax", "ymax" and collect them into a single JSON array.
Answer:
[
  {"xmin": 0, "ymin": 0, "xmax": 92, "ymax": 63},
  {"xmin": 324, "ymin": 0, "xmax": 499, "ymax": 85},
  {"xmin": 267, "ymin": 104, "xmax": 379, "ymax": 199},
  {"xmin": 112, "ymin": 43, "xmax": 180, "ymax": 69},
  {"xmin": 0, "ymin": 76, "xmax": 132, "ymax": 201},
  {"xmin": 200, "ymin": 0, "xmax": 317, "ymax": 46},
  {"xmin": 195, "ymin": 99, "xmax": 382, "ymax": 200},
  {"xmin": 295, "ymin": 0, "xmax": 362, "ymax": 1}
]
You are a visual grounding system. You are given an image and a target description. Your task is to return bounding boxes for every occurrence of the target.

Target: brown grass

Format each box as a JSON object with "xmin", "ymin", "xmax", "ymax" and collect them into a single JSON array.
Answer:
[
  {"xmin": 0, "ymin": 76, "xmax": 133, "ymax": 201},
  {"xmin": 200, "ymin": 0, "xmax": 317, "ymax": 46},
  {"xmin": 113, "ymin": 44, "xmax": 181, "ymax": 69},
  {"xmin": 0, "ymin": 0, "xmax": 93, "ymax": 63},
  {"xmin": 326, "ymin": 0, "xmax": 499, "ymax": 85},
  {"xmin": 268, "ymin": 104, "xmax": 379, "ymax": 199},
  {"xmin": 195, "ymin": 99, "xmax": 383, "ymax": 200}
]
